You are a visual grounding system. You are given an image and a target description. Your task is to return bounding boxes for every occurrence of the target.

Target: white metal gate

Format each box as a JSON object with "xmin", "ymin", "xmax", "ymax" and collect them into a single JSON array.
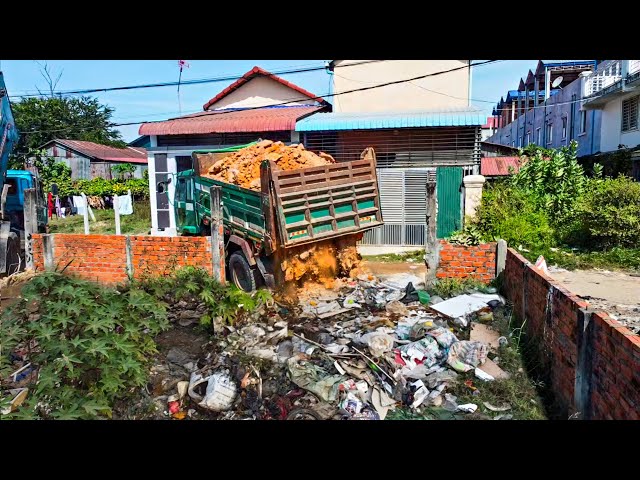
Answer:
[{"xmin": 360, "ymin": 168, "xmax": 434, "ymax": 246}]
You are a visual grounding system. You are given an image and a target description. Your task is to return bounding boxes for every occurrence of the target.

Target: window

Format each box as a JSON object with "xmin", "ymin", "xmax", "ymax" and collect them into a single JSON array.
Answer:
[
  {"xmin": 536, "ymin": 127, "xmax": 542, "ymax": 145},
  {"xmin": 6, "ymin": 178, "xmax": 18, "ymax": 195},
  {"xmin": 579, "ymin": 110, "xmax": 587, "ymax": 135},
  {"xmin": 546, "ymin": 123, "xmax": 553, "ymax": 144},
  {"xmin": 622, "ymin": 96, "xmax": 639, "ymax": 132},
  {"xmin": 561, "ymin": 117, "xmax": 567, "ymax": 140},
  {"xmin": 526, "ymin": 132, "xmax": 531, "ymax": 145}
]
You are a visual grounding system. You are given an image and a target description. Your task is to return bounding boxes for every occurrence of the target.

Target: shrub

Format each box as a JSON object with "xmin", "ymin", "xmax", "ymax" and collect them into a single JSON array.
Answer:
[
  {"xmin": 0, "ymin": 273, "xmax": 169, "ymax": 419},
  {"xmin": 474, "ymin": 182, "xmax": 555, "ymax": 250},
  {"xmin": 574, "ymin": 176, "xmax": 640, "ymax": 249},
  {"xmin": 137, "ymin": 266, "xmax": 272, "ymax": 326}
]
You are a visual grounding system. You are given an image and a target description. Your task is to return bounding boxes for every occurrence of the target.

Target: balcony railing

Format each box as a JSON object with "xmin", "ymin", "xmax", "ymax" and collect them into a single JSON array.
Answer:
[{"xmin": 585, "ymin": 60, "xmax": 622, "ymax": 97}]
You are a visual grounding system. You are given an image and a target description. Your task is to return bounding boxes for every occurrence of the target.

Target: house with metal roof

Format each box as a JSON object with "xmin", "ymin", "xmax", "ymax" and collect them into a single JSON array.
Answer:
[
  {"xmin": 40, "ymin": 139, "xmax": 148, "ymax": 180},
  {"xmin": 296, "ymin": 60, "xmax": 484, "ymax": 249},
  {"xmin": 138, "ymin": 66, "xmax": 330, "ymax": 236}
]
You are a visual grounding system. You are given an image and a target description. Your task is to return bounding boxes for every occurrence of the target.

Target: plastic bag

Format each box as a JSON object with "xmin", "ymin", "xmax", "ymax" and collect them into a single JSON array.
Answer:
[
  {"xmin": 447, "ymin": 341, "xmax": 488, "ymax": 372},
  {"xmin": 197, "ymin": 371, "xmax": 238, "ymax": 411},
  {"xmin": 361, "ymin": 332, "xmax": 395, "ymax": 357},
  {"xmin": 397, "ymin": 336, "xmax": 441, "ymax": 369},
  {"xmin": 426, "ymin": 326, "xmax": 458, "ymax": 348}
]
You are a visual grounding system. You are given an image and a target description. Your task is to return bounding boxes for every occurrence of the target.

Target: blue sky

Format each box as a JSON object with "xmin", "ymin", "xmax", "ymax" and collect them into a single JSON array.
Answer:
[{"xmin": 0, "ymin": 60, "xmax": 551, "ymax": 142}]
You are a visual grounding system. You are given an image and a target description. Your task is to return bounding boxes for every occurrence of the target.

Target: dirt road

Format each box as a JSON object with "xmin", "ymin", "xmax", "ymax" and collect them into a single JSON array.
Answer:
[{"xmin": 549, "ymin": 269, "xmax": 640, "ymax": 334}]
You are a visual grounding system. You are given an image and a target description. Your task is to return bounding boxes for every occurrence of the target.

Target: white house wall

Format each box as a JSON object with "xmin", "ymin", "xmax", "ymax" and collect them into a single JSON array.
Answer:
[
  {"xmin": 208, "ymin": 76, "xmax": 313, "ymax": 110},
  {"xmin": 600, "ymin": 93, "xmax": 640, "ymax": 152},
  {"xmin": 331, "ymin": 60, "xmax": 471, "ymax": 112}
]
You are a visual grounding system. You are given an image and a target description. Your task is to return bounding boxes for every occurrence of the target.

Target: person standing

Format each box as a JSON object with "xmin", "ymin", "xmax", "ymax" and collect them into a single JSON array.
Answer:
[{"xmin": 47, "ymin": 191, "xmax": 54, "ymax": 219}]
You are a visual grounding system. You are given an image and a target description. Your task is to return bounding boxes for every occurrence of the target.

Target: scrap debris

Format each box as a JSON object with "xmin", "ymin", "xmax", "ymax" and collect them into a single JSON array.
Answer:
[
  {"xmin": 201, "ymin": 140, "xmax": 336, "ymax": 191},
  {"xmin": 1, "ymin": 268, "xmax": 528, "ymax": 421}
]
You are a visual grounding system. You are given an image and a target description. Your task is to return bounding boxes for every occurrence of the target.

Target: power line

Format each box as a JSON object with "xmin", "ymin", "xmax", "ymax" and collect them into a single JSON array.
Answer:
[
  {"xmin": 8, "ymin": 61, "xmax": 382, "ymax": 99},
  {"xmin": 19, "ymin": 60, "xmax": 499, "ymax": 136}
]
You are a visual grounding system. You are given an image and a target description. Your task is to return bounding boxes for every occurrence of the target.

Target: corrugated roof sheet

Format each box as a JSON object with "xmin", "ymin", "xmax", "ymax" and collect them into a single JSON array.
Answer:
[
  {"xmin": 295, "ymin": 107, "xmax": 484, "ymax": 132},
  {"xmin": 481, "ymin": 156, "xmax": 522, "ymax": 176},
  {"xmin": 202, "ymin": 66, "xmax": 329, "ymax": 110},
  {"xmin": 139, "ymin": 106, "xmax": 323, "ymax": 136},
  {"xmin": 48, "ymin": 139, "xmax": 148, "ymax": 164}
]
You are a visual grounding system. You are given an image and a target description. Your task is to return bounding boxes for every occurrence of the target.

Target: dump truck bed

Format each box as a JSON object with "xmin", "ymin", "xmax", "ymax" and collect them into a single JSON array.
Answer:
[{"xmin": 192, "ymin": 154, "xmax": 383, "ymax": 249}]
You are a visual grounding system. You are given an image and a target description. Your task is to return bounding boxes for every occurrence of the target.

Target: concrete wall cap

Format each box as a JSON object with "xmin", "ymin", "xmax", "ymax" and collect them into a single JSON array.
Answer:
[{"xmin": 463, "ymin": 175, "xmax": 486, "ymax": 185}]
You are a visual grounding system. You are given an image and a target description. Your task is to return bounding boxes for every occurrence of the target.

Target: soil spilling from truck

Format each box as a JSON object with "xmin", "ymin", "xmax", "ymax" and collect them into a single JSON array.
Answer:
[
  {"xmin": 281, "ymin": 236, "xmax": 365, "ymax": 289},
  {"xmin": 202, "ymin": 140, "xmax": 336, "ymax": 191}
]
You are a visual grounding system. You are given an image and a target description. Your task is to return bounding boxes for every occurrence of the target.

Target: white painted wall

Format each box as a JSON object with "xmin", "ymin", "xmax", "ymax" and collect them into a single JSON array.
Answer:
[
  {"xmin": 208, "ymin": 76, "xmax": 314, "ymax": 110},
  {"xmin": 600, "ymin": 93, "xmax": 640, "ymax": 152},
  {"xmin": 332, "ymin": 60, "xmax": 471, "ymax": 112}
]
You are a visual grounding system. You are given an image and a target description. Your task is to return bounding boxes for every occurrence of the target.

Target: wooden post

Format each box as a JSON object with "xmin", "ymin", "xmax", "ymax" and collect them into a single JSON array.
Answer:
[
  {"xmin": 113, "ymin": 194, "xmax": 121, "ymax": 235},
  {"xmin": 210, "ymin": 185, "xmax": 225, "ymax": 284},
  {"xmin": 23, "ymin": 188, "xmax": 37, "ymax": 270},
  {"xmin": 81, "ymin": 192, "xmax": 90, "ymax": 234}
]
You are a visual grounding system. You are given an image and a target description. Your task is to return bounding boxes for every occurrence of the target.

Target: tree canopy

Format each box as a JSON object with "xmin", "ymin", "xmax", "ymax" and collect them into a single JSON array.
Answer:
[{"xmin": 11, "ymin": 96, "xmax": 126, "ymax": 159}]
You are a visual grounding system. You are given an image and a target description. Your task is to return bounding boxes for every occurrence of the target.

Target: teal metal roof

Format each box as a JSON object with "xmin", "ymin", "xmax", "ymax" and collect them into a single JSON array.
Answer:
[{"xmin": 295, "ymin": 107, "xmax": 484, "ymax": 131}]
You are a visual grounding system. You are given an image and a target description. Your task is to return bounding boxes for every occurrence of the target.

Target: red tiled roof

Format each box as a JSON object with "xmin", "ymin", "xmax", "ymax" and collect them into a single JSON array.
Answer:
[
  {"xmin": 138, "ymin": 105, "xmax": 324, "ymax": 136},
  {"xmin": 49, "ymin": 139, "xmax": 148, "ymax": 164},
  {"xmin": 481, "ymin": 156, "xmax": 522, "ymax": 176},
  {"xmin": 202, "ymin": 66, "xmax": 329, "ymax": 111}
]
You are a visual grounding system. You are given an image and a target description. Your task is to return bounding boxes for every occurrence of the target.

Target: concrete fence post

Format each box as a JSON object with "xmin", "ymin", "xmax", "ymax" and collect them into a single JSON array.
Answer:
[
  {"xmin": 81, "ymin": 193, "xmax": 90, "ymax": 234},
  {"xmin": 23, "ymin": 188, "xmax": 38, "ymax": 270},
  {"xmin": 210, "ymin": 186, "xmax": 225, "ymax": 284},
  {"xmin": 496, "ymin": 239, "xmax": 507, "ymax": 276},
  {"xmin": 114, "ymin": 195, "xmax": 121, "ymax": 235},
  {"xmin": 462, "ymin": 175, "xmax": 486, "ymax": 221},
  {"xmin": 42, "ymin": 234, "xmax": 54, "ymax": 271}
]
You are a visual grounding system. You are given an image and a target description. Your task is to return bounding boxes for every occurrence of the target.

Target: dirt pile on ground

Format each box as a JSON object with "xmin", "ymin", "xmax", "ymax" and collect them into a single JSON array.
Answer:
[
  {"xmin": 202, "ymin": 140, "xmax": 336, "ymax": 191},
  {"xmin": 281, "ymin": 237, "xmax": 365, "ymax": 288}
]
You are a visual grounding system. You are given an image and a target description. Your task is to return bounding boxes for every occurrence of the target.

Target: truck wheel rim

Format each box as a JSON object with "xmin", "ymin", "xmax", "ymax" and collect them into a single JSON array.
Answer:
[{"xmin": 232, "ymin": 264, "xmax": 250, "ymax": 291}]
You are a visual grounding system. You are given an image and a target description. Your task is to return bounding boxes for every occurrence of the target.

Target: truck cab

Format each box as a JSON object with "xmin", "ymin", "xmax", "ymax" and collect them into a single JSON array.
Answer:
[{"xmin": 4, "ymin": 170, "xmax": 48, "ymax": 244}]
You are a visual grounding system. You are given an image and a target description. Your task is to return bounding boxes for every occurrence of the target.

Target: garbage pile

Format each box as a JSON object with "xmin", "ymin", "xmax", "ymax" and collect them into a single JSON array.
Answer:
[
  {"xmin": 151, "ymin": 274, "xmax": 513, "ymax": 421},
  {"xmin": 202, "ymin": 140, "xmax": 336, "ymax": 191}
]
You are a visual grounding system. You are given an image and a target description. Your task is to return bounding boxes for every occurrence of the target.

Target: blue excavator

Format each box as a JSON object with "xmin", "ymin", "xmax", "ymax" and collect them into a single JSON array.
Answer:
[{"xmin": 1, "ymin": 71, "xmax": 48, "ymax": 276}]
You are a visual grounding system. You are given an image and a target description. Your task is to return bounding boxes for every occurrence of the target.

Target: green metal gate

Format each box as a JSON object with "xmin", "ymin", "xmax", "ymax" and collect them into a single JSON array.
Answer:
[{"xmin": 436, "ymin": 167, "xmax": 463, "ymax": 238}]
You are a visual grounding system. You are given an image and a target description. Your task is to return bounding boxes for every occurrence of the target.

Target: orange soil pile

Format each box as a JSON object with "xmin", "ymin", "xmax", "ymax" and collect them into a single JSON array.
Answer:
[
  {"xmin": 203, "ymin": 139, "xmax": 336, "ymax": 191},
  {"xmin": 281, "ymin": 236, "xmax": 364, "ymax": 288}
]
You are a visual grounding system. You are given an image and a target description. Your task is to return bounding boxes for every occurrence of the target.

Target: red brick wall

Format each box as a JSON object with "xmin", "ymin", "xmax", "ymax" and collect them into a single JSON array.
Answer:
[
  {"xmin": 436, "ymin": 240, "xmax": 496, "ymax": 283},
  {"xmin": 130, "ymin": 236, "xmax": 212, "ymax": 280},
  {"xmin": 590, "ymin": 312, "xmax": 640, "ymax": 420},
  {"xmin": 31, "ymin": 234, "xmax": 213, "ymax": 285},
  {"xmin": 502, "ymin": 247, "xmax": 640, "ymax": 420},
  {"xmin": 31, "ymin": 234, "xmax": 45, "ymax": 272}
]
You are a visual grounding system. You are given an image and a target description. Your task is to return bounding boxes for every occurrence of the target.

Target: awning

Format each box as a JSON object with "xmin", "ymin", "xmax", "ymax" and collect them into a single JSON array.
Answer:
[
  {"xmin": 295, "ymin": 107, "xmax": 485, "ymax": 132},
  {"xmin": 139, "ymin": 105, "xmax": 324, "ymax": 136}
]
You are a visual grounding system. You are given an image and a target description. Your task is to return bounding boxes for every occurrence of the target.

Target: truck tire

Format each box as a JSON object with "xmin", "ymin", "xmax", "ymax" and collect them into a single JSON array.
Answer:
[
  {"xmin": 3, "ymin": 232, "xmax": 21, "ymax": 276},
  {"xmin": 229, "ymin": 252, "xmax": 257, "ymax": 293}
]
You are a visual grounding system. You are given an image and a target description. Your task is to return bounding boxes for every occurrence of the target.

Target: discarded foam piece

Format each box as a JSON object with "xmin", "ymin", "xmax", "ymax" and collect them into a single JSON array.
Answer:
[
  {"xmin": 429, "ymin": 294, "xmax": 491, "ymax": 320},
  {"xmin": 477, "ymin": 358, "xmax": 510, "ymax": 380},
  {"xmin": 456, "ymin": 403, "xmax": 478, "ymax": 413},
  {"xmin": 474, "ymin": 367, "xmax": 495, "ymax": 382}
]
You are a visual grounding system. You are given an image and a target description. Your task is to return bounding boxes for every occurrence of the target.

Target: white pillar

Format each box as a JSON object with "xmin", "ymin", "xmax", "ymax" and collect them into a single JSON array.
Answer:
[{"xmin": 463, "ymin": 175, "xmax": 486, "ymax": 220}]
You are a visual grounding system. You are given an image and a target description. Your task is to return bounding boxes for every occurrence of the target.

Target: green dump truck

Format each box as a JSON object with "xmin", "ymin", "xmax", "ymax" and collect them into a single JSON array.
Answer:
[{"xmin": 171, "ymin": 144, "xmax": 383, "ymax": 292}]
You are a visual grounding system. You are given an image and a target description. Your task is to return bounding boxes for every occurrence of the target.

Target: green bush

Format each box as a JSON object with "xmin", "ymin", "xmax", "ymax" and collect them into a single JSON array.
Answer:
[
  {"xmin": 0, "ymin": 273, "xmax": 169, "ymax": 419},
  {"xmin": 474, "ymin": 182, "xmax": 555, "ymax": 250},
  {"xmin": 137, "ymin": 266, "xmax": 273, "ymax": 326},
  {"xmin": 574, "ymin": 176, "xmax": 640, "ymax": 249}
]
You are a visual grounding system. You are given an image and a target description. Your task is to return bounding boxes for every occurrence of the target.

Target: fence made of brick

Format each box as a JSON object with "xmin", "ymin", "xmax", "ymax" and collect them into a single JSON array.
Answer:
[
  {"xmin": 436, "ymin": 240, "xmax": 497, "ymax": 283},
  {"xmin": 31, "ymin": 234, "xmax": 212, "ymax": 285},
  {"xmin": 502, "ymin": 248, "xmax": 640, "ymax": 419}
]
